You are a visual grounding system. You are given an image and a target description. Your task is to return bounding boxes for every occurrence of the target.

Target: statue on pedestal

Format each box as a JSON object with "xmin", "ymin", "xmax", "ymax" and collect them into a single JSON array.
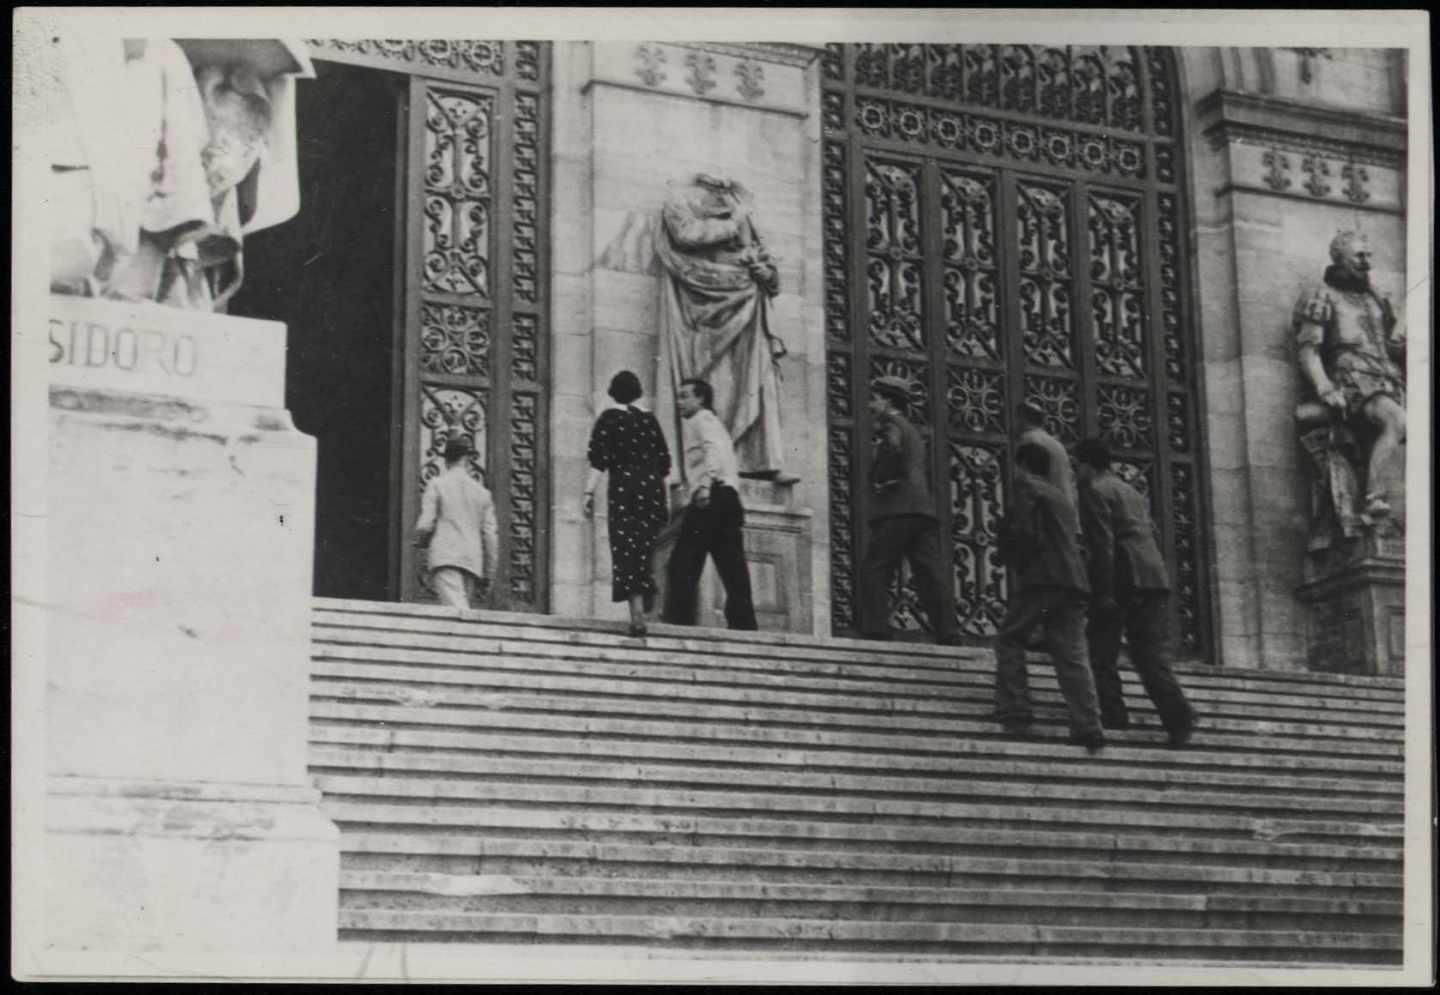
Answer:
[
  {"xmin": 48, "ymin": 35, "xmax": 312, "ymax": 311},
  {"xmin": 654, "ymin": 173, "xmax": 791, "ymax": 482},
  {"xmin": 1293, "ymin": 230, "xmax": 1407, "ymax": 558}
]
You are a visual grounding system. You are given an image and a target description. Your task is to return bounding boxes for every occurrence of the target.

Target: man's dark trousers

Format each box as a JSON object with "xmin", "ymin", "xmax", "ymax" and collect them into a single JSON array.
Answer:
[
  {"xmin": 858, "ymin": 514, "xmax": 957, "ymax": 641},
  {"xmin": 1086, "ymin": 589, "xmax": 1193, "ymax": 733},
  {"xmin": 662, "ymin": 484, "xmax": 758, "ymax": 630},
  {"xmin": 993, "ymin": 585, "xmax": 1102, "ymax": 740}
]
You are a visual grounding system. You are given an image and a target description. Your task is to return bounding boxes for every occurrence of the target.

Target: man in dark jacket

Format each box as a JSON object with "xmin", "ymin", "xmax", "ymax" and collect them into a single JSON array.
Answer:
[
  {"xmin": 1075, "ymin": 438, "xmax": 1197, "ymax": 748},
  {"xmin": 994, "ymin": 443, "xmax": 1105, "ymax": 753},
  {"xmin": 857, "ymin": 376, "xmax": 959, "ymax": 645}
]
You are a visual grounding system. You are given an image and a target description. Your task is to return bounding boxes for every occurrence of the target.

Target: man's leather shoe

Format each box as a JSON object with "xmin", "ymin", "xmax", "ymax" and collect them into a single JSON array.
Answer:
[{"xmin": 1167, "ymin": 718, "xmax": 1196, "ymax": 749}]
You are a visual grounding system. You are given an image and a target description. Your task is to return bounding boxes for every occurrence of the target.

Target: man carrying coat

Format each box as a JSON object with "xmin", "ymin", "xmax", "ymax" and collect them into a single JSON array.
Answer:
[
  {"xmin": 857, "ymin": 375, "xmax": 959, "ymax": 645},
  {"xmin": 414, "ymin": 436, "xmax": 500, "ymax": 609},
  {"xmin": 1074, "ymin": 437, "xmax": 1197, "ymax": 748},
  {"xmin": 994, "ymin": 442, "xmax": 1106, "ymax": 753}
]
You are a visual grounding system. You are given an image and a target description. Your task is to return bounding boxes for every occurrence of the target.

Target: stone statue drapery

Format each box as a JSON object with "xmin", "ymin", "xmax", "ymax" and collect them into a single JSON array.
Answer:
[
  {"xmin": 48, "ymin": 35, "xmax": 312, "ymax": 310},
  {"xmin": 654, "ymin": 174, "xmax": 788, "ymax": 482}
]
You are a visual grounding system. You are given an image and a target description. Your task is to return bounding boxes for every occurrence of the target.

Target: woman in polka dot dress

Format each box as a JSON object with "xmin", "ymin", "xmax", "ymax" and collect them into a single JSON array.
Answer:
[{"xmin": 583, "ymin": 371, "xmax": 672, "ymax": 637}]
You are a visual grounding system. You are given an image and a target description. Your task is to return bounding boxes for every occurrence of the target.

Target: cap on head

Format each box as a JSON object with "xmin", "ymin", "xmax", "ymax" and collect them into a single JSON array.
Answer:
[
  {"xmin": 870, "ymin": 375, "xmax": 913, "ymax": 408},
  {"xmin": 443, "ymin": 436, "xmax": 474, "ymax": 462},
  {"xmin": 1074, "ymin": 437, "xmax": 1112, "ymax": 470}
]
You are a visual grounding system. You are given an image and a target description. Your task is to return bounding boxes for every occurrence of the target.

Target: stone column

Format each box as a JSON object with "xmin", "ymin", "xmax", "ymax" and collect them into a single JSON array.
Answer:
[
  {"xmin": 42, "ymin": 296, "xmax": 338, "ymax": 955},
  {"xmin": 549, "ymin": 42, "xmax": 826, "ymax": 633}
]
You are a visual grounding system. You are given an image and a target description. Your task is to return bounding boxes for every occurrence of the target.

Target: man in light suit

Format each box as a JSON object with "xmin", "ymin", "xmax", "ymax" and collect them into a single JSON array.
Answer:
[
  {"xmin": 414, "ymin": 436, "xmax": 499, "ymax": 610},
  {"xmin": 1075, "ymin": 437, "xmax": 1197, "ymax": 748}
]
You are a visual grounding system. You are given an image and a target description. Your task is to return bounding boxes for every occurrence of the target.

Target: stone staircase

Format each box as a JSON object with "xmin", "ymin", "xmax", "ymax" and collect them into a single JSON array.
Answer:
[{"xmin": 307, "ymin": 597, "xmax": 1405, "ymax": 966}]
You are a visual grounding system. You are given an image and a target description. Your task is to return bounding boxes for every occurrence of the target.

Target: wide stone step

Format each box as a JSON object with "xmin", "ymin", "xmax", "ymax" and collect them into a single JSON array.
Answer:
[
  {"xmin": 308, "ymin": 722, "xmax": 1405, "ymax": 782},
  {"xmin": 309, "ymin": 601, "xmax": 1405, "ymax": 966},
  {"xmin": 307, "ymin": 745, "xmax": 1404, "ymax": 818},
  {"xmin": 310, "ymin": 675, "xmax": 1406, "ymax": 747},
  {"xmin": 334, "ymin": 908, "xmax": 1400, "ymax": 963},
  {"xmin": 311, "ymin": 601, "xmax": 1407, "ymax": 700},
  {"xmin": 337, "ymin": 834, "xmax": 1402, "ymax": 898},
  {"xmin": 314, "ymin": 776, "xmax": 1401, "ymax": 849},
  {"xmin": 311, "ymin": 626, "xmax": 1406, "ymax": 712},
  {"xmin": 309, "ymin": 657, "xmax": 1406, "ymax": 730},
  {"xmin": 336, "ymin": 871, "xmax": 1401, "ymax": 932},
  {"xmin": 318, "ymin": 800, "xmax": 1400, "ymax": 873},
  {"xmin": 308, "ymin": 699, "xmax": 1401, "ymax": 762}
]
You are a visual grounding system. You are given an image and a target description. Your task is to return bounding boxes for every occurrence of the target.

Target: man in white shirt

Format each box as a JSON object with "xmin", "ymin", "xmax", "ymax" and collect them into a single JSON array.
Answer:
[
  {"xmin": 660, "ymin": 378, "xmax": 758, "ymax": 630},
  {"xmin": 414, "ymin": 436, "xmax": 499, "ymax": 610}
]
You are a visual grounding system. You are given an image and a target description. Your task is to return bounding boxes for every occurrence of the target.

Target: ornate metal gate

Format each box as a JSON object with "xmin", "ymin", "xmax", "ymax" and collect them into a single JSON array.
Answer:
[
  {"xmin": 822, "ymin": 44, "xmax": 1210, "ymax": 656},
  {"xmin": 307, "ymin": 40, "xmax": 550, "ymax": 611}
]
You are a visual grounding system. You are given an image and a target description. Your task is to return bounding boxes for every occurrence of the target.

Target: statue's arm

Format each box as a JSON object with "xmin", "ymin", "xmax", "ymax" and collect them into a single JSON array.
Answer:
[
  {"xmin": 1294, "ymin": 289, "xmax": 1343, "ymax": 407},
  {"xmin": 1384, "ymin": 296, "xmax": 1406, "ymax": 364}
]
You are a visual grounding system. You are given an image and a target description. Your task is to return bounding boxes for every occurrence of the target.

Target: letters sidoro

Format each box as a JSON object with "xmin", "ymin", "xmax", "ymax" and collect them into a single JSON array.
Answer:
[{"xmin": 49, "ymin": 317, "xmax": 199, "ymax": 378}]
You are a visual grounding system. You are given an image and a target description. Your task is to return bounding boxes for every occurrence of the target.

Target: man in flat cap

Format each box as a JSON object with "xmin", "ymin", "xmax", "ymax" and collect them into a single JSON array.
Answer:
[
  {"xmin": 1075, "ymin": 437, "xmax": 1197, "ymax": 748},
  {"xmin": 857, "ymin": 376, "xmax": 959, "ymax": 645},
  {"xmin": 994, "ymin": 442, "xmax": 1105, "ymax": 753},
  {"xmin": 414, "ymin": 436, "xmax": 499, "ymax": 610}
]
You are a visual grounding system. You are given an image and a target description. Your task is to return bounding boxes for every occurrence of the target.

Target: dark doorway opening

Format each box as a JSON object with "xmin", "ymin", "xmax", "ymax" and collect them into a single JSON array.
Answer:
[{"xmin": 230, "ymin": 60, "xmax": 403, "ymax": 600}]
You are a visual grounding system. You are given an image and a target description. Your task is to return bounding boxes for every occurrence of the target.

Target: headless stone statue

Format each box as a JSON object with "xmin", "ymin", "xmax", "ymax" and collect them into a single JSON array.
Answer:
[
  {"xmin": 48, "ymin": 35, "xmax": 312, "ymax": 311},
  {"xmin": 653, "ymin": 173, "xmax": 791, "ymax": 482},
  {"xmin": 1294, "ymin": 230, "xmax": 1407, "ymax": 550}
]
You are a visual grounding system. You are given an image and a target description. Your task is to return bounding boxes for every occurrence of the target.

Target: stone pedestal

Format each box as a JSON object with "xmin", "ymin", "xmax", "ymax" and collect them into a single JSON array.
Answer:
[
  {"xmin": 653, "ymin": 478, "xmax": 813, "ymax": 633},
  {"xmin": 43, "ymin": 296, "xmax": 338, "ymax": 954},
  {"xmin": 1295, "ymin": 533, "xmax": 1406, "ymax": 676}
]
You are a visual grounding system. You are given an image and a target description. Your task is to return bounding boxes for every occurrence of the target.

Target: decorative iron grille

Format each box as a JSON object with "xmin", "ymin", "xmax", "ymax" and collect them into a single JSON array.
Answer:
[
  {"xmin": 309, "ymin": 40, "xmax": 550, "ymax": 611},
  {"xmin": 823, "ymin": 44, "xmax": 1209, "ymax": 656}
]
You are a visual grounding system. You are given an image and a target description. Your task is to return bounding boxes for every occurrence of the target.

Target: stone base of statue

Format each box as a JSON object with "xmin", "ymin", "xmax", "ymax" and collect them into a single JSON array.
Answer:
[
  {"xmin": 1295, "ymin": 530, "xmax": 1405, "ymax": 676},
  {"xmin": 42, "ymin": 296, "xmax": 338, "ymax": 955},
  {"xmin": 652, "ymin": 478, "xmax": 813, "ymax": 633}
]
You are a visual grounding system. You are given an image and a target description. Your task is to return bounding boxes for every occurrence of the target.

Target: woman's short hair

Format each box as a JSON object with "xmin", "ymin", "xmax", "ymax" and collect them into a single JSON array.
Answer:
[{"xmin": 608, "ymin": 370, "xmax": 643, "ymax": 405}]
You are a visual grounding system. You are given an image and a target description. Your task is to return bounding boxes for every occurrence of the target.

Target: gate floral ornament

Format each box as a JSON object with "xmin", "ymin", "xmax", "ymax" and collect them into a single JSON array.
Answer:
[
  {"xmin": 48, "ymin": 35, "xmax": 313, "ymax": 310},
  {"xmin": 823, "ymin": 44, "xmax": 1208, "ymax": 651}
]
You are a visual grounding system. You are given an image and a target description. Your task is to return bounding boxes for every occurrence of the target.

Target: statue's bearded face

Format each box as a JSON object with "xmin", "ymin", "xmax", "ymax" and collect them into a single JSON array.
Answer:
[{"xmin": 1331, "ymin": 233, "xmax": 1373, "ymax": 283}]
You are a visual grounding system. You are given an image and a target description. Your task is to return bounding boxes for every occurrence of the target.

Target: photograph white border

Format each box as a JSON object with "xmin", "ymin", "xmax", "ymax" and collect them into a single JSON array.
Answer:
[{"xmin": 12, "ymin": 6, "xmax": 1432, "ymax": 986}]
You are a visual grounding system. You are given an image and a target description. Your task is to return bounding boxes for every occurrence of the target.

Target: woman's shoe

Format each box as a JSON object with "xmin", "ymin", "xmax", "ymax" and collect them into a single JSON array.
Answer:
[{"xmin": 627, "ymin": 621, "xmax": 647, "ymax": 638}]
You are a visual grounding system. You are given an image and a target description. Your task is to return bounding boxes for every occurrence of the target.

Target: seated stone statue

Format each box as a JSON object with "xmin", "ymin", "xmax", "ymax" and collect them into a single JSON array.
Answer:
[
  {"xmin": 1294, "ymin": 230, "xmax": 1406, "ymax": 540},
  {"xmin": 48, "ymin": 35, "xmax": 311, "ymax": 311}
]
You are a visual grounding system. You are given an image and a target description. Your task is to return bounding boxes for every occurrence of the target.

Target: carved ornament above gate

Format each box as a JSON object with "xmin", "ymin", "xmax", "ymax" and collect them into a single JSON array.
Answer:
[{"xmin": 305, "ymin": 39, "xmax": 541, "ymax": 82}]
